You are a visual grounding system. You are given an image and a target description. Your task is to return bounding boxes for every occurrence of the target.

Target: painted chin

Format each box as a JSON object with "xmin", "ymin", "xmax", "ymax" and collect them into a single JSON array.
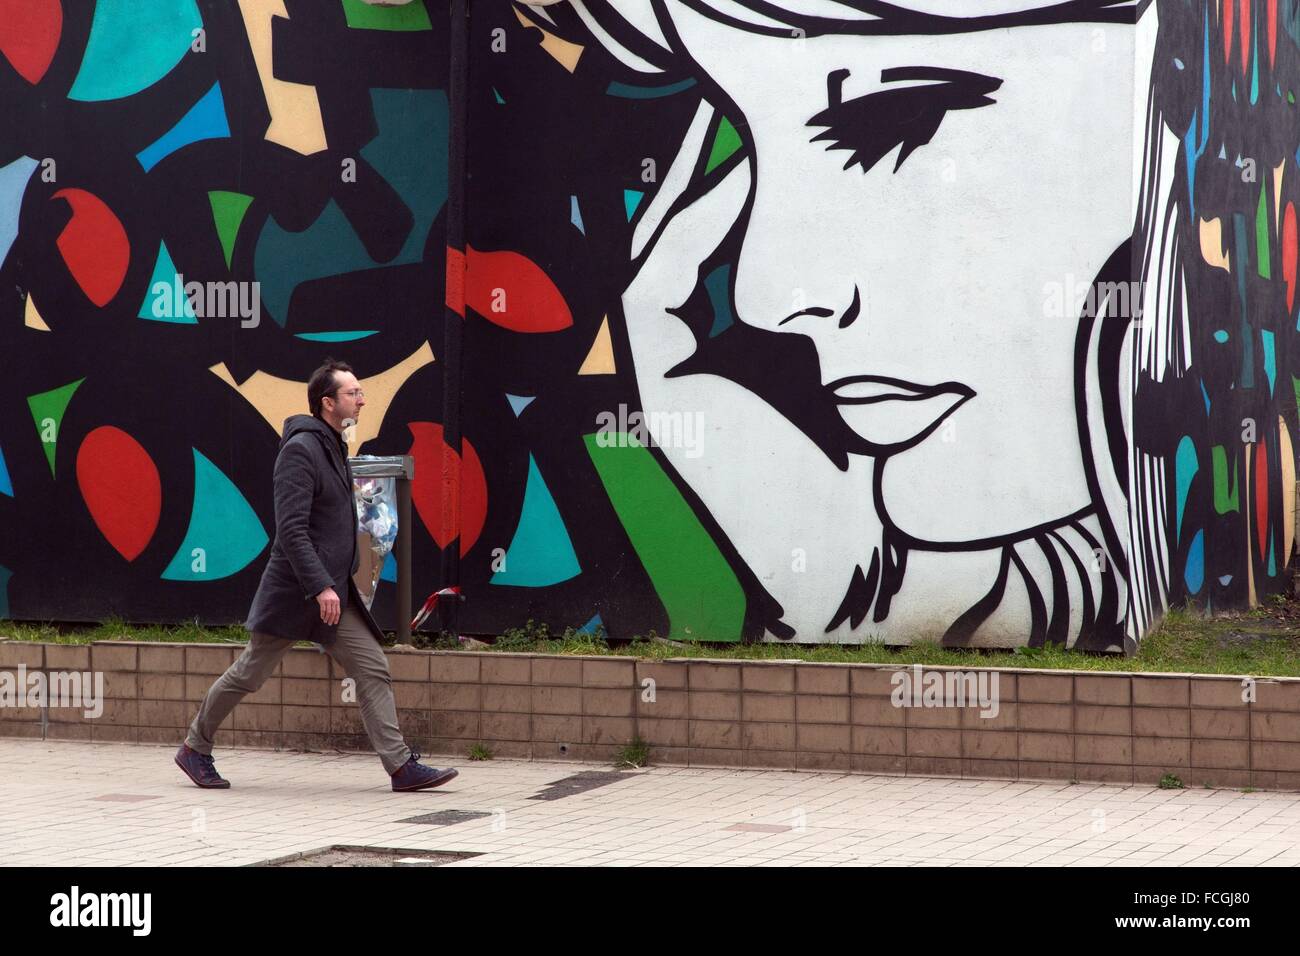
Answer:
[{"xmin": 828, "ymin": 376, "xmax": 973, "ymax": 453}]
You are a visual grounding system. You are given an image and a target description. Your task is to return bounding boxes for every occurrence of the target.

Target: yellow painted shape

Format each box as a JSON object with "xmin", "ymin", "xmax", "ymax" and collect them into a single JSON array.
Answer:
[
  {"xmin": 24, "ymin": 295, "xmax": 50, "ymax": 331},
  {"xmin": 209, "ymin": 340, "xmax": 435, "ymax": 455},
  {"xmin": 513, "ymin": 6, "xmax": 583, "ymax": 73},
  {"xmin": 1275, "ymin": 161, "xmax": 1285, "ymax": 234},
  {"xmin": 238, "ymin": 0, "xmax": 328, "ymax": 155},
  {"xmin": 1282, "ymin": 417, "xmax": 1296, "ymax": 567},
  {"xmin": 1199, "ymin": 217, "xmax": 1231, "ymax": 272},
  {"xmin": 577, "ymin": 315, "xmax": 616, "ymax": 375}
]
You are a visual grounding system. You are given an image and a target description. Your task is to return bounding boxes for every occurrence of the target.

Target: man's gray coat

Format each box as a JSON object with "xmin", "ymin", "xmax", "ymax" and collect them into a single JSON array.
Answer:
[{"xmin": 246, "ymin": 414, "xmax": 384, "ymax": 645}]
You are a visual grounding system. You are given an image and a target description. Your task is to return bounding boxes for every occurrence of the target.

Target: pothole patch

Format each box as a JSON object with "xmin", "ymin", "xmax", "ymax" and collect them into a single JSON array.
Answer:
[
  {"xmin": 397, "ymin": 810, "xmax": 494, "ymax": 826},
  {"xmin": 528, "ymin": 771, "xmax": 632, "ymax": 801},
  {"xmin": 256, "ymin": 845, "xmax": 478, "ymax": 867}
]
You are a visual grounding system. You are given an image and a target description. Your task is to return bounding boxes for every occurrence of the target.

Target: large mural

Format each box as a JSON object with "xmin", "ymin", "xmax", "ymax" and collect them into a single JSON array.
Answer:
[{"xmin": 2, "ymin": 0, "xmax": 1298, "ymax": 650}]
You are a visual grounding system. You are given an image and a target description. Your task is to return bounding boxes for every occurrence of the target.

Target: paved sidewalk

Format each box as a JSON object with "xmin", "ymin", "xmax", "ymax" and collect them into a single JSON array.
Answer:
[{"xmin": 2, "ymin": 740, "xmax": 1299, "ymax": 866}]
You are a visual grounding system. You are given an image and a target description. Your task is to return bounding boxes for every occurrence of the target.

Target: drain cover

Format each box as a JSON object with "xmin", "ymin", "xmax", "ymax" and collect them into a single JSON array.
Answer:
[
  {"xmin": 528, "ymin": 771, "xmax": 631, "ymax": 801},
  {"xmin": 259, "ymin": 846, "xmax": 476, "ymax": 867},
  {"xmin": 397, "ymin": 810, "xmax": 493, "ymax": 826}
]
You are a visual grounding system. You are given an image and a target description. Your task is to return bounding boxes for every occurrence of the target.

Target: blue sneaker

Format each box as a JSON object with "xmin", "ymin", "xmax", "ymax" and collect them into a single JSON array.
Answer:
[
  {"xmin": 391, "ymin": 752, "xmax": 458, "ymax": 792},
  {"xmin": 175, "ymin": 743, "xmax": 231, "ymax": 789}
]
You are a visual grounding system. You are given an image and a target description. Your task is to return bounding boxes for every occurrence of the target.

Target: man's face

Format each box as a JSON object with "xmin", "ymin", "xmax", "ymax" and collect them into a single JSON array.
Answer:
[{"xmin": 325, "ymin": 371, "xmax": 366, "ymax": 428}]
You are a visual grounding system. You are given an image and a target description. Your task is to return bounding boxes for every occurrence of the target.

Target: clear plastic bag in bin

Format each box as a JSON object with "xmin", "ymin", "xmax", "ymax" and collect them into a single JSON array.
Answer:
[{"xmin": 352, "ymin": 474, "xmax": 397, "ymax": 609}]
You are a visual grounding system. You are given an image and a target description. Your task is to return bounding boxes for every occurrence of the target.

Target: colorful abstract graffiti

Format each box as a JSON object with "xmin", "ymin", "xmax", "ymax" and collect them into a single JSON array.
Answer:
[{"xmin": 2, "ymin": 0, "xmax": 1299, "ymax": 649}]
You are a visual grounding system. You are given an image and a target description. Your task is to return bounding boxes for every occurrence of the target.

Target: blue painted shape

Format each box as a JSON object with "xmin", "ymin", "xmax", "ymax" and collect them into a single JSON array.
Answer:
[
  {"xmin": 1184, "ymin": 17, "xmax": 1212, "ymax": 216},
  {"xmin": 704, "ymin": 264, "xmax": 733, "ymax": 338},
  {"xmin": 490, "ymin": 455, "xmax": 580, "ymax": 587},
  {"xmin": 578, "ymin": 613, "xmax": 604, "ymax": 635},
  {"xmin": 138, "ymin": 241, "xmax": 197, "ymax": 322},
  {"xmin": 380, "ymin": 551, "xmax": 396, "ymax": 582},
  {"xmin": 1174, "ymin": 57, "xmax": 1185, "ymax": 70},
  {"xmin": 1200, "ymin": 378, "xmax": 1211, "ymax": 415},
  {"xmin": 137, "ymin": 83, "xmax": 229, "ymax": 172},
  {"xmin": 1184, "ymin": 530, "xmax": 1205, "ymax": 594},
  {"xmin": 161, "ymin": 449, "xmax": 268, "ymax": 580},
  {"xmin": 254, "ymin": 89, "xmax": 448, "ymax": 327},
  {"xmin": 493, "ymin": 87, "xmax": 504, "ymax": 104},
  {"xmin": 1175, "ymin": 436, "xmax": 1198, "ymax": 542},
  {"xmin": 1219, "ymin": 143, "xmax": 1227, "ymax": 159},
  {"xmin": 70, "ymin": 0, "xmax": 202, "ymax": 102},
  {"xmin": 294, "ymin": 330, "xmax": 378, "ymax": 342},
  {"xmin": 1269, "ymin": 538, "xmax": 1277, "ymax": 577},
  {"xmin": 1214, "ymin": 329, "xmax": 1228, "ymax": 343},
  {"xmin": 1262, "ymin": 330, "xmax": 1277, "ymax": 395},
  {"xmin": 0, "ymin": 444, "xmax": 11, "ymax": 496},
  {"xmin": 0, "ymin": 157, "xmax": 38, "ymax": 266},
  {"xmin": 1219, "ymin": 574, "xmax": 1233, "ymax": 586},
  {"xmin": 570, "ymin": 195, "xmax": 585, "ymax": 234},
  {"xmin": 605, "ymin": 78, "xmax": 696, "ymax": 98},
  {"xmin": 506, "ymin": 393, "xmax": 535, "ymax": 417},
  {"xmin": 0, "ymin": 566, "xmax": 10, "ymax": 618},
  {"xmin": 623, "ymin": 189, "xmax": 644, "ymax": 221}
]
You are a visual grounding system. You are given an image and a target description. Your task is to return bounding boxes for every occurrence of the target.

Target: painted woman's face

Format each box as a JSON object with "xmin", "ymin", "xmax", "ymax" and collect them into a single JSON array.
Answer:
[{"xmin": 661, "ymin": 0, "xmax": 1151, "ymax": 545}]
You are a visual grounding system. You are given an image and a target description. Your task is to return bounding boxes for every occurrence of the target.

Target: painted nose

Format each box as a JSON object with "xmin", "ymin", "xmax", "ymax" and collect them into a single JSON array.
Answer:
[{"xmin": 776, "ymin": 286, "xmax": 861, "ymax": 330}]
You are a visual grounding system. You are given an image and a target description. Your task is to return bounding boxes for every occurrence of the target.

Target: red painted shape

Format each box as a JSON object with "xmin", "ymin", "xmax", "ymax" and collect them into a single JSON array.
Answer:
[
  {"xmin": 1240, "ymin": 0, "xmax": 1252, "ymax": 76},
  {"xmin": 1255, "ymin": 439, "xmax": 1268, "ymax": 562},
  {"xmin": 464, "ymin": 244, "xmax": 573, "ymax": 333},
  {"xmin": 1269, "ymin": 0, "xmax": 1278, "ymax": 67},
  {"xmin": 406, "ymin": 422, "xmax": 487, "ymax": 557},
  {"xmin": 52, "ymin": 189, "xmax": 129, "ymax": 307},
  {"xmin": 445, "ymin": 246, "xmax": 466, "ymax": 317},
  {"xmin": 0, "ymin": 0, "xmax": 61, "ymax": 84},
  {"xmin": 76, "ymin": 426, "xmax": 161, "ymax": 562},
  {"xmin": 1283, "ymin": 203, "xmax": 1297, "ymax": 313},
  {"xmin": 1225, "ymin": 0, "xmax": 1235, "ymax": 63}
]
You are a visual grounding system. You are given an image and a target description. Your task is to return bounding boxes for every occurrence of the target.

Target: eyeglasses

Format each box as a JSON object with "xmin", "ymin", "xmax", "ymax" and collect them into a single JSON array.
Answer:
[{"xmin": 331, "ymin": 388, "xmax": 365, "ymax": 400}]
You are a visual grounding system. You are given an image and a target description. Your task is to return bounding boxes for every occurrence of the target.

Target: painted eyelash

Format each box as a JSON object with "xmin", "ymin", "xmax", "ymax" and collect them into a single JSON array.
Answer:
[{"xmin": 807, "ymin": 66, "xmax": 1003, "ymax": 173}]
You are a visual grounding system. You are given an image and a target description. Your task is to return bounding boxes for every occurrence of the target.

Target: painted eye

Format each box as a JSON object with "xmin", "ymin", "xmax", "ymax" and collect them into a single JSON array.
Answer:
[{"xmin": 807, "ymin": 66, "xmax": 1002, "ymax": 173}]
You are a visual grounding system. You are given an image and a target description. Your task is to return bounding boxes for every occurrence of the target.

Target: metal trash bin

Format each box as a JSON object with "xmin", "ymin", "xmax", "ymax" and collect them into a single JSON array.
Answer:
[{"xmin": 348, "ymin": 455, "xmax": 415, "ymax": 643}]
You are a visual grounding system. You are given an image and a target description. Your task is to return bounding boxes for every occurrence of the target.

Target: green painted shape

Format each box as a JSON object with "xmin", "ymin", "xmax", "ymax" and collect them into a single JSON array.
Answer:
[
  {"xmin": 1212, "ymin": 445, "xmax": 1240, "ymax": 514},
  {"xmin": 209, "ymin": 191, "xmax": 253, "ymax": 269},
  {"xmin": 585, "ymin": 433, "xmax": 745, "ymax": 641},
  {"xmin": 69, "ymin": 0, "xmax": 202, "ymax": 102},
  {"xmin": 341, "ymin": 0, "xmax": 431, "ymax": 31},
  {"xmin": 705, "ymin": 116, "xmax": 742, "ymax": 175},
  {"xmin": 490, "ymin": 455, "xmax": 580, "ymax": 587},
  {"xmin": 1293, "ymin": 375, "xmax": 1300, "ymax": 421},
  {"xmin": 27, "ymin": 378, "xmax": 85, "ymax": 476},
  {"xmin": 138, "ymin": 241, "xmax": 197, "ymax": 322},
  {"xmin": 162, "ymin": 449, "xmax": 268, "ymax": 581},
  {"xmin": 1257, "ymin": 184, "xmax": 1271, "ymax": 278}
]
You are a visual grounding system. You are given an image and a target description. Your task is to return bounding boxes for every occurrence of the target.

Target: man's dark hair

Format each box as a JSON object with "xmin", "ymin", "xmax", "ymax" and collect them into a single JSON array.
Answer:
[{"xmin": 308, "ymin": 358, "xmax": 353, "ymax": 417}]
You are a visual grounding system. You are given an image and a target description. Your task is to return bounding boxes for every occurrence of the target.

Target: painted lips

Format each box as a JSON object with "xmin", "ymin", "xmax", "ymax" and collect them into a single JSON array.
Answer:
[{"xmin": 826, "ymin": 375, "xmax": 974, "ymax": 451}]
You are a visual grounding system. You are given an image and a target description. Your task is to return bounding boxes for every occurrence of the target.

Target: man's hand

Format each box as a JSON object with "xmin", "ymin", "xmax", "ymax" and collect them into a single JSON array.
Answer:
[{"xmin": 316, "ymin": 587, "xmax": 341, "ymax": 625}]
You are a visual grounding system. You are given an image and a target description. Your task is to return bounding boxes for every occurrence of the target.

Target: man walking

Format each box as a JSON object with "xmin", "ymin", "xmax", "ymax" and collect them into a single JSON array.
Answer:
[{"xmin": 176, "ymin": 359, "xmax": 457, "ymax": 792}]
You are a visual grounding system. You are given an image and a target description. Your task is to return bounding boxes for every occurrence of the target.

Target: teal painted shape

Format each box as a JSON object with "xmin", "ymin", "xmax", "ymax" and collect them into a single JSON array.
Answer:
[
  {"xmin": 623, "ymin": 189, "xmax": 644, "ymax": 221},
  {"xmin": 0, "ymin": 566, "xmax": 9, "ymax": 617},
  {"xmin": 0, "ymin": 157, "xmax": 38, "ymax": 266},
  {"xmin": 493, "ymin": 87, "xmax": 505, "ymax": 104},
  {"xmin": 578, "ymin": 613, "xmax": 603, "ymax": 635},
  {"xmin": 1214, "ymin": 329, "xmax": 1228, "ymax": 343},
  {"xmin": 254, "ymin": 89, "xmax": 448, "ymax": 327},
  {"xmin": 1251, "ymin": 30, "xmax": 1260, "ymax": 105},
  {"xmin": 1200, "ymin": 379, "xmax": 1210, "ymax": 415},
  {"xmin": 1184, "ymin": 530, "xmax": 1205, "ymax": 594},
  {"xmin": 705, "ymin": 265, "xmax": 733, "ymax": 338},
  {"xmin": 570, "ymin": 195, "xmax": 584, "ymax": 234},
  {"xmin": 294, "ymin": 330, "xmax": 378, "ymax": 342},
  {"xmin": 380, "ymin": 551, "xmax": 396, "ymax": 582},
  {"xmin": 490, "ymin": 455, "xmax": 580, "ymax": 587},
  {"xmin": 138, "ymin": 241, "xmax": 197, "ymax": 322},
  {"xmin": 70, "ymin": 0, "xmax": 202, "ymax": 102},
  {"xmin": 137, "ymin": 83, "xmax": 229, "ymax": 172},
  {"xmin": 605, "ymin": 78, "xmax": 696, "ymax": 98},
  {"xmin": 0, "ymin": 444, "xmax": 10, "ymax": 496},
  {"xmin": 1262, "ymin": 330, "xmax": 1277, "ymax": 396},
  {"xmin": 1269, "ymin": 537, "xmax": 1277, "ymax": 577},
  {"xmin": 1175, "ymin": 435, "xmax": 1198, "ymax": 543},
  {"xmin": 1219, "ymin": 574, "xmax": 1233, "ymax": 586},
  {"xmin": 162, "ymin": 449, "xmax": 268, "ymax": 581},
  {"xmin": 506, "ymin": 393, "xmax": 535, "ymax": 416}
]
